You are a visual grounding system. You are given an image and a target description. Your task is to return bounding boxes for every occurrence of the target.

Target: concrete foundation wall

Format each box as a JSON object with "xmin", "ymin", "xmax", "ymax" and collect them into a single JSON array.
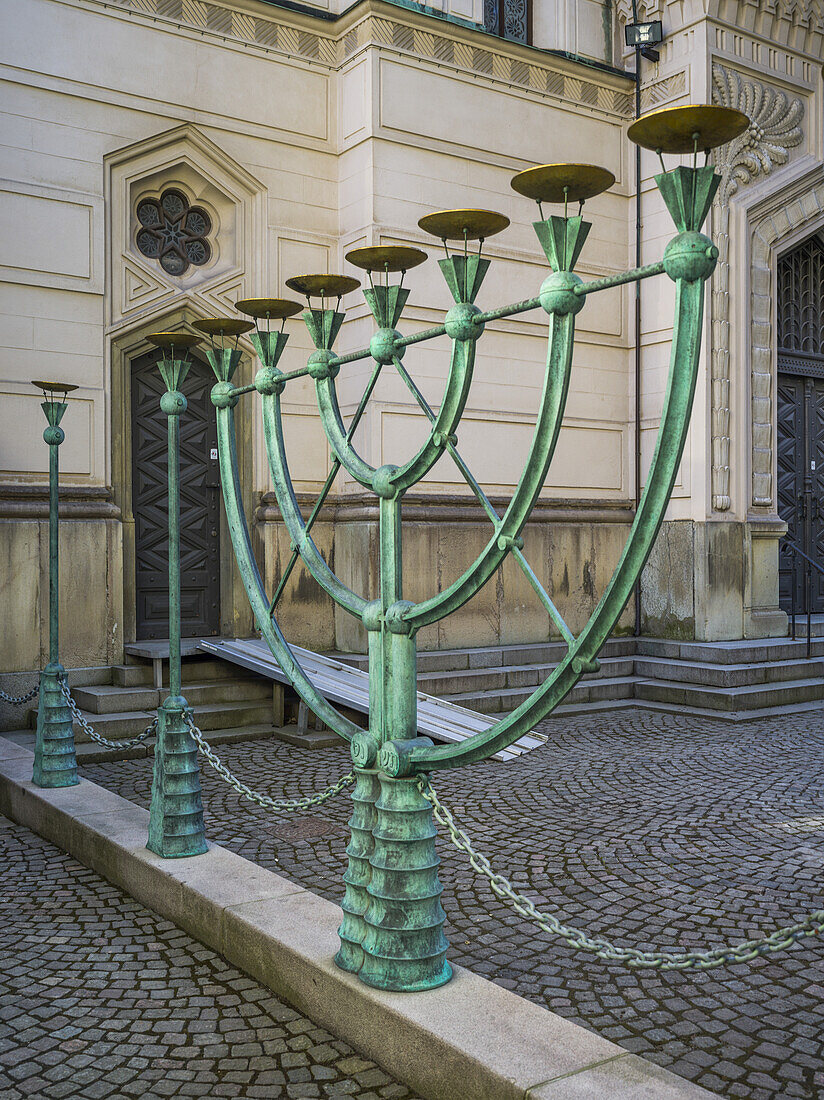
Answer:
[
  {"xmin": 261, "ymin": 496, "xmax": 635, "ymax": 653},
  {"xmin": 0, "ymin": 512, "xmax": 123, "ymax": 672}
]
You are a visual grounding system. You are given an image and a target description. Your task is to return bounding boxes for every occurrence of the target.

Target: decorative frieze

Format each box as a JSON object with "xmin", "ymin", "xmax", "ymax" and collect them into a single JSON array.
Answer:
[
  {"xmin": 640, "ymin": 70, "xmax": 686, "ymax": 112},
  {"xmin": 709, "ymin": 62, "xmax": 804, "ymax": 511},
  {"xmin": 96, "ymin": 0, "xmax": 634, "ymax": 117}
]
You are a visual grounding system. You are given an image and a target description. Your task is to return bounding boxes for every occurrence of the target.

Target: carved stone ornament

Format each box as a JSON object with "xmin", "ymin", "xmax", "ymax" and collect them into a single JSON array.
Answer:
[{"xmin": 709, "ymin": 63, "xmax": 804, "ymax": 511}]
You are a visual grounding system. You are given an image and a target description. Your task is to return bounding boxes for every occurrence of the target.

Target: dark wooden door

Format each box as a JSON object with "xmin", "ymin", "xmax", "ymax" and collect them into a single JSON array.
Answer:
[
  {"xmin": 131, "ymin": 351, "xmax": 221, "ymax": 639},
  {"xmin": 776, "ymin": 233, "xmax": 824, "ymax": 613}
]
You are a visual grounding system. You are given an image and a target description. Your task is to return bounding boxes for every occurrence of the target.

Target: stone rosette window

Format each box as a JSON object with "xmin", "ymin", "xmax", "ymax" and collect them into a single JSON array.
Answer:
[{"xmin": 135, "ymin": 188, "xmax": 213, "ymax": 276}]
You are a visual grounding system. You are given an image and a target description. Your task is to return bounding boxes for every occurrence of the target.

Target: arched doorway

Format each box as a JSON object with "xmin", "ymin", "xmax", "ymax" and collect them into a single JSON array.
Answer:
[
  {"xmin": 130, "ymin": 349, "xmax": 222, "ymax": 639},
  {"xmin": 776, "ymin": 232, "xmax": 824, "ymax": 613}
]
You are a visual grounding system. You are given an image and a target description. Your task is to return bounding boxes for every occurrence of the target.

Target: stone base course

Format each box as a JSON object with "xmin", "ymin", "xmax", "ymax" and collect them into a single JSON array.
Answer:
[{"xmin": 0, "ymin": 735, "xmax": 716, "ymax": 1100}]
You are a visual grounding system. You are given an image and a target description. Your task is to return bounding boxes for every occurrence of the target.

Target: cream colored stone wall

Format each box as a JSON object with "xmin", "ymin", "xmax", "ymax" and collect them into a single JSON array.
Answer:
[{"xmin": 10, "ymin": 0, "xmax": 814, "ymax": 667}]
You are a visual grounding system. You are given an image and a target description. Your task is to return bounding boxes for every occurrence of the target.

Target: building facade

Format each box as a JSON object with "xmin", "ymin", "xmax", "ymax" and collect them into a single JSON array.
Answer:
[{"xmin": 0, "ymin": 0, "xmax": 821, "ymax": 680}]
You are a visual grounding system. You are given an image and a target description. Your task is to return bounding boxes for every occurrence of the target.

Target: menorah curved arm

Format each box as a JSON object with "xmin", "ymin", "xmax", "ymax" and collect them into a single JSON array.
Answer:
[
  {"xmin": 314, "ymin": 336, "xmax": 477, "ymax": 494},
  {"xmin": 215, "ymin": 400, "xmax": 361, "ymax": 742},
  {"xmin": 401, "ymin": 309, "xmax": 576, "ymax": 632},
  {"xmin": 395, "ymin": 274, "xmax": 705, "ymax": 773},
  {"xmin": 261, "ymin": 391, "xmax": 367, "ymax": 620}
]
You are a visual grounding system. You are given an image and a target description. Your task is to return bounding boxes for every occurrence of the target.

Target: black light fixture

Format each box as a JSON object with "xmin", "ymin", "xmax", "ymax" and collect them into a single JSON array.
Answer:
[{"xmin": 625, "ymin": 19, "xmax": 663, "ymax": 61}]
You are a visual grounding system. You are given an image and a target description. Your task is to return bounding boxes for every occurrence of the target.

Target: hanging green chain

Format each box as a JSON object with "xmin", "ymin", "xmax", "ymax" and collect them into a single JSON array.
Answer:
[
  {"xmin": 419, "ymin": 776, "xmax": 824, "ymax": 970},
  {"xmin": 184, "ymin": 711, "xmax": 355, "ymax": 811},
  {"xmin": 0, "ymin": 685, "xmax": 39, "ymax": 706},
  {"xmin": 59, "ymin": 679, "xmax": 158, "ymax": 750}
]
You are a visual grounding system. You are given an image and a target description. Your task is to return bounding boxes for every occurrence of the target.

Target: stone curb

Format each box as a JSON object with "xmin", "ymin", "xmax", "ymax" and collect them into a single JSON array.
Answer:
[{"xmin": 0, "ymin": 737, "xmax": 719, "ymax": 1100}]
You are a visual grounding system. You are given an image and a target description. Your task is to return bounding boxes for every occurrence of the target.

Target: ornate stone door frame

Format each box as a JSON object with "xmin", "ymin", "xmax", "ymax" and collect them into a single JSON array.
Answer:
[{"xmin": 744, "ymin": 168, "xmax": 824, "ymax": 515}]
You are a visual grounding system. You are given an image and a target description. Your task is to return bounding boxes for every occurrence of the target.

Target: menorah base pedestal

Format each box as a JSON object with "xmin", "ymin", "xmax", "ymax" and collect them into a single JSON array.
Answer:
[
  {"xmin": 147, "ymin": 696, "xmax": 208, "ymax": 858},
  {"xmin": 32, "ymin": 662, "xmax": 78, "ymax": 788},
  {"xmin": 336, "ymin": 767, "xmax": 380, "ymax": 974},
  {"xmin": 355, "ymin": 773, "xmax": 452, "ymax": 992}
]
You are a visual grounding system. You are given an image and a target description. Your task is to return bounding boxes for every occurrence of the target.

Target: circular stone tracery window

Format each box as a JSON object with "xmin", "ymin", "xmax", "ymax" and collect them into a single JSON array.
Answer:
[{"xmin": 135, "ymin": 188, "xmax": 213, "ymax": 276}]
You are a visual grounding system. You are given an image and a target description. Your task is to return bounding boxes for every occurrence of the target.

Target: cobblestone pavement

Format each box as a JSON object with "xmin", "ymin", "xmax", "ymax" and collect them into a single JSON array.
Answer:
[
  {"xmin": 81, "ymin": 710, "xmax": 824, "ymax": 1100},
  {"xmin": 0, "ymin": 816, "xmax": 423, "ymax": 1100}
]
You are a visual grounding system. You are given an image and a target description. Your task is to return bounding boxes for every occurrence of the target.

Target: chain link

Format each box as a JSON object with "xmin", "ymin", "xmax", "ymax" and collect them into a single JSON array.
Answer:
[
  {"xmin": 419, "ymin": 776, "xmax": 824, "ymax": 971},
  {"xmin": 59, "ymin": 679, "xmax": 158, "ymax": 750},
  {"xmin": 184, "ymin": 711, "xmax": 355, "ymax": 811},
  {"xmin": 0, "ymin": 684, "xmax": 39, "ymax": 706}
]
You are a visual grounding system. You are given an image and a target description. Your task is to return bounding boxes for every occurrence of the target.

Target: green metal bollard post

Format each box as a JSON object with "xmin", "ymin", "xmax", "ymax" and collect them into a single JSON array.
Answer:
[
  {"xmin": 32, "ymin": 380, "xmax": 79, "ymax": 788},
  {"xmin": 147, "ymin": 333, "xmax": 208, "ymax": 859}
]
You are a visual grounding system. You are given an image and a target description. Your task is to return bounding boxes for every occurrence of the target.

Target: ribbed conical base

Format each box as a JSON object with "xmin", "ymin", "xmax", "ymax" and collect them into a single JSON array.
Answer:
[
  {"xmin": 147, "ymin": 697, "xmax": 207, "ymax": 858},
  {"xmin": 32, "ymin": 664, "xmax": 78, "ymax": 788},
  {"xmin": 359, "ymin": 774, "xmax": 451, "ymax": 992},
  {"xmin": 335, "ymin": 768, "xmax": 380, "ymax": 973}
]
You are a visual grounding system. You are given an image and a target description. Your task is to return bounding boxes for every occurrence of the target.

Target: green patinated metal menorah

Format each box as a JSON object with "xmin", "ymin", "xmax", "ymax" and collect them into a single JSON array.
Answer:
[{"xmin": 147, "ymin": 104, "xmax": 750, "ymax": 991}]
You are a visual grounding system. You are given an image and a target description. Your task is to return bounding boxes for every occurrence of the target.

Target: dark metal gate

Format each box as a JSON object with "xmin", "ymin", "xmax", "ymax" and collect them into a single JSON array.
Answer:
[
  {"xmin": 131, "ymin": 350, "xmax": 221, "ymax": 639},
  {"xmin": 776, "ymin": 233, "xmax": 824, "ymax": 613}
]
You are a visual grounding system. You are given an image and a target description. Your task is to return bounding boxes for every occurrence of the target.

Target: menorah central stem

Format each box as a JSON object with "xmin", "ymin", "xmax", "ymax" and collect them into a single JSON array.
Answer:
[{"xmin": 352, "ymin": 449, "xmax": 450, "ymax": 992}]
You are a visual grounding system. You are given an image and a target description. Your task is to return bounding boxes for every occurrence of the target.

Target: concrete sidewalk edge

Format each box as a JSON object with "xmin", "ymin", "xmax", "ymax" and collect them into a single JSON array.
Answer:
[{"xmin": 0, "ymin": 737, "xmax": 718, "ymax": 1100}]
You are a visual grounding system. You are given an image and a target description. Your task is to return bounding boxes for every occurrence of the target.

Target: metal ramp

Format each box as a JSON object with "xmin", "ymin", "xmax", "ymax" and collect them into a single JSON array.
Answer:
[{"xmin": 198, "ymin": 637, "xmax": 546, "ymax": 762}]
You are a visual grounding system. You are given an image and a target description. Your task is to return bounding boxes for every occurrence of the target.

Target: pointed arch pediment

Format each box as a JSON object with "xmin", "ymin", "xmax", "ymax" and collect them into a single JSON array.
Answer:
[{"xmin": 105, "ymin": 124, "xmax": 267, "ymax": 329}]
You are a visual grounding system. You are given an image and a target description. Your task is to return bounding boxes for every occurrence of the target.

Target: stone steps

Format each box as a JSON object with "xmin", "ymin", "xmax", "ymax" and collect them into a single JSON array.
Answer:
[
  {"xmin": 33, "ymin": 699, "xmax": 275, "ymax": 743},
  {"xmin": 333, "ymin": 634, "xmax": 824, "ymax": 722},
  {"xmin": 633, "ymin": 654, "xmax": 824, "ymax": 688},
  {"xmin": 112, "ymin": 657, "xmax": 242, "ymax": 687},
  {"xmin": 72, "ymin": 677, "xmax": 271, "ymax": 714},
  {"xmin": 444, "ymin": 674, "xmax": 638, "ymax": 715},
  {"xmin": 416, "ymin": 656, "xmax": 635, "ymax": 697},
  {"xmin": 634, "ymin": 675, "xmax": 824, "ymax": 712},
  {"xmin": 23, "ymin": 650, "xmax": 279, "ymax": 747}
]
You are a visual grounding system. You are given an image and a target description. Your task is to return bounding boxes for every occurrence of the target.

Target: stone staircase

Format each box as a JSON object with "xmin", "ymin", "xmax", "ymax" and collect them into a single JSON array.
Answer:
[
  {"xmin": 22, "ymin": 653, "xmax": 279, "ymax": 758},
  {"xmin": 11, "ymin": 624, "xmax": 823, "ymax": 756},
  {"xmin": 334, "ymin": 628, "xmax": 824, "ymax": 721}
]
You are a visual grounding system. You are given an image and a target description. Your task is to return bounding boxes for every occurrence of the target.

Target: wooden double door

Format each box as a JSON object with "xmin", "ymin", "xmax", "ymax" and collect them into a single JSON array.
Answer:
[
  {"xmin": 776, "ymin": 233, "xmax": 824, "ymax": 613},
  {"xmin": 131, "ymin": 351, "xmax": 222, "ymax": 640}
]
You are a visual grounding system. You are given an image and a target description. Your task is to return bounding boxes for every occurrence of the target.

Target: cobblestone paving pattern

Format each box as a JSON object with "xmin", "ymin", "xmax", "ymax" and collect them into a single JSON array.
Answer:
[
  {"xmin": 83, "ymin": 711, "xmax": 824, "ymax": 1099},
  {"xmin": 0, "ymin": 816, "xmax": 423, "ymax": 1100}
]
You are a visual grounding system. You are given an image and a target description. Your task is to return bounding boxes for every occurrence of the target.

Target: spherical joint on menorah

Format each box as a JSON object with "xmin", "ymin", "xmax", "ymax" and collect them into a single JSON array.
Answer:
[
  {"xmin": 362, "ymin": 599, "xmax": 383, "ymax": 632},
  {"xmin": 254, "ymin": 366, "xmax": 285, "ymax": 396},
  {"xmin": 663, "ymin": 231, "xmax": 719, "ymax": 283},
  {"xmin": 386, "ymin": 600, "xmax": 415, "ymax": 635},
  {"xmin": 307, "ymin": 349, "xmax": 340, "ymax": 381},
  {"xmin": 372, "ymin": 464, "xmax": 400, "ymax": 499},
  {"xmin": 43, "ymin": 425, "xmax": 65, "ymax": 446},
  {"xmin": 539, "ymin": 270, "xmax": 585, "ymax": 317},
  {"xmin": 160, "ymin": 390, "xmax": 187, "ymax": 416},
  {"xmin": 445, "ymin": 302, "xmax": 484, "ymax": 341},
  {"xmin": 370, "ymin": 327, "xmax": 405, "ymax": 365},
  {"xmin": 210, "ymin": 381, "xmax": 238, "ymax": 409}
]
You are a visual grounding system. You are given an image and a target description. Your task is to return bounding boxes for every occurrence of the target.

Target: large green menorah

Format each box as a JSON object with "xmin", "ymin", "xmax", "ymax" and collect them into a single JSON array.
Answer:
[{"xmin": 154, "ymin": 105, "xmax": 748, "ymax": 993}]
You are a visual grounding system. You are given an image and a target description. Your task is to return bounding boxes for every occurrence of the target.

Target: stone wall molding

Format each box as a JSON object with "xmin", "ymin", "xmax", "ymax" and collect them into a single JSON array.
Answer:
[
  {"xmin": 0, "ymin": 485, "xmax": 120, "ymax": 521},
  {"xmin": 710, "ymin": 61, "xmax": 804, "ymax": 511},
  {"xmin": 255, "ymin": 490, "xmax": 635, "ymax": 526}
]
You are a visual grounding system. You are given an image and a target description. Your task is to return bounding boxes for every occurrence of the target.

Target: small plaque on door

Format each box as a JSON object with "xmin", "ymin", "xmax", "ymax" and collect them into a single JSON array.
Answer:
[{"xmin": 210, "ymin": 448, "xmax": 218, "ymax": 460}]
